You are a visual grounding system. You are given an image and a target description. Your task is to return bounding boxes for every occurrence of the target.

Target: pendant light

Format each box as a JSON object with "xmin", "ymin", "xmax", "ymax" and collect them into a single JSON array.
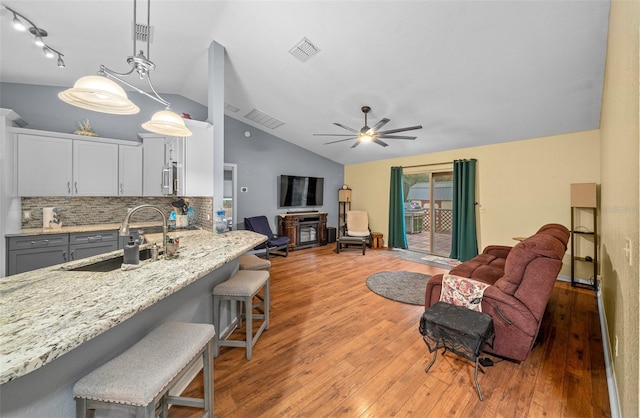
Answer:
[{"xmin": 58, "ymin": 0, "xmax": 192, "ymax": 136}]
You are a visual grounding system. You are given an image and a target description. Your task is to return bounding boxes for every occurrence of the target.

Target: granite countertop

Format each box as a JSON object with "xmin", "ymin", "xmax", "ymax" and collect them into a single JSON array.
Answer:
[
  {"xmin": 5, "ymin": 222, "xmax": 165, "ymax": 237},
  {"xmin": 0, "ymin": 229, "xmax": 266, "ymax": 384}
]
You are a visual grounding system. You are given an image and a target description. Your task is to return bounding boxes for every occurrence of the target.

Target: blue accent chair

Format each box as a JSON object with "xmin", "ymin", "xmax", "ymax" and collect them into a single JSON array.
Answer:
[{"xmin": 244, "ymin": 216, "xmax": 290, "ymax": 259}]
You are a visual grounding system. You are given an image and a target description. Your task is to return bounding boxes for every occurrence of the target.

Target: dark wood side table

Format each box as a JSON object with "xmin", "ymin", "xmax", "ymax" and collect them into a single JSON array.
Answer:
[{"xmin": 419, "ymin": 301, "xmax": 495, "ymax": 400}]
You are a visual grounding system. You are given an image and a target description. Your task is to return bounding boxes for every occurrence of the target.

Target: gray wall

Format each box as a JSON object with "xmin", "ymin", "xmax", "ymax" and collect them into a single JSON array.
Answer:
[
  {"xmin": 224, "ymin": 116, "xmax": 343, "ymax": 231},
  {"xmin": 0, "ymin": 83, "xmax": 208, "ymax": 141}
]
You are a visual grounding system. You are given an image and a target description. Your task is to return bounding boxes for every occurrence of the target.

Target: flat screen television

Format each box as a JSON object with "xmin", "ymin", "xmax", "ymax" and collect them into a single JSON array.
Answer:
[{"xmin": 279, "ymin": 175, "xmax": 324, "ymax": 208}]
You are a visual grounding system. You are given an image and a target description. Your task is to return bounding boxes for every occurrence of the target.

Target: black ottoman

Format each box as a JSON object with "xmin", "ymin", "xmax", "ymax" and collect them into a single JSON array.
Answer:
[{"xmin": 419, "ymin": 301, "xmax": 495, "ymax": 400}]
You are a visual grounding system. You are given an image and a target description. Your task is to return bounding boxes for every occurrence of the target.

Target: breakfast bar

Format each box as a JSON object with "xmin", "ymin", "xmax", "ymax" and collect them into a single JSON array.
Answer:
[{"xmin": 0, "ymin": 229, "xmax": 266, "ymax": 417}]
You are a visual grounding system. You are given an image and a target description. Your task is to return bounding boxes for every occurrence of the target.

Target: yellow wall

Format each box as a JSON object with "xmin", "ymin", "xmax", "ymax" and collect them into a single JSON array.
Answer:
[
  {"xmin": 599, "ymin": 0, "xmax": 640, "ymax": 416},
  {"xmin": 345, "ymin": 130, "xmax": 600, "ymax": 277}
]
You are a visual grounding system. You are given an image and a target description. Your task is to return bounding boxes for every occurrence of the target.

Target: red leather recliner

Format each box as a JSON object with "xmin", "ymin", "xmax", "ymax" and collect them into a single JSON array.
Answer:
[{"xmin": 424, "ymin": 224, "xmax": 570, "ymax": 361}]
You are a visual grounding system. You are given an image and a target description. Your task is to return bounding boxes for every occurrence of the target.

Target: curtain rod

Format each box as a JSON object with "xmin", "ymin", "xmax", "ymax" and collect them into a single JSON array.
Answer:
[{"xmin": 402, "ymin": 162, "xmax": 452, "ymax": 169}]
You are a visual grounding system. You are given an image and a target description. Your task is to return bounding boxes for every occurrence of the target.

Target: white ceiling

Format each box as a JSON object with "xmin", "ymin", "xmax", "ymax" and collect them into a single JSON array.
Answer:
[{"xmin": 0, "ymin": 1, "xmax": 610, "ymax": 165}]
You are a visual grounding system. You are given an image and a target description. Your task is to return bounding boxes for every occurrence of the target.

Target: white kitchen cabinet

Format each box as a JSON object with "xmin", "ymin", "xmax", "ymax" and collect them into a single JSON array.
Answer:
[
  {"xmin": 73, "ymin": 141, "xmax": 119, "ymax": 196},
  {"xmin": 140, "ymin": 119, "xmax": 212, "ymax": 197},
  {"xmin": 15, "ymin": 128, "xmax": 141, "ymax": 197},
  {"xmin": 17, "ymin": 134, "xmax": 73, "ymax": 196},
  {"xmin": 118, "ymin": 145, "xmax": 143, "ymax": 196},
  {"xmin": 141, "ymin": 135, "xmax": 166, "ymax": 197}
]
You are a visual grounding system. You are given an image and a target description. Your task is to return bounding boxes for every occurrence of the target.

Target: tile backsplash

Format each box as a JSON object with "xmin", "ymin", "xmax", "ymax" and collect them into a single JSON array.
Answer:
[{"xmin": 21, "ymin": 196, "xmax": 214, "ymax": 231}]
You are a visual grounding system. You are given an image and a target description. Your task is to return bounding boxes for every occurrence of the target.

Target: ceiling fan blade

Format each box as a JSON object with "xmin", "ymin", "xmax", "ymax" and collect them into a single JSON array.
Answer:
[
  {"xmin": 371, "ymin": 118, "xmax": 390, "ymax": 133},
  {"xmin": 350, "ymin": 139, "xmax": 361, "ymax": 149},
  {"xmin": 334, "ymin": 123, "xmax": 359, "ymax": 133},
  {"xmin": 377, "ymin": 125, "xmax": 423, "ymax": 135},
  {"xmin": 373, "ymin": 138, "xmax": 389, "ymax": 147},
  {"xmin": 313, "ymin": 133, "xmax": 359, "ymax": 137},
  {"xmin": 377, "ymin": 134, "xmax": 417, "ymax": 140},
  {"xmin": 325, "ymin": 137, "xmax": 358, "ymax": 145}
]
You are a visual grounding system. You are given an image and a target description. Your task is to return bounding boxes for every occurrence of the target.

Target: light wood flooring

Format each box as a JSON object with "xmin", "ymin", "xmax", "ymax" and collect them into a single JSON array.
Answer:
[{"xmin": 171, "ymin": 244, "xmax": 611, "ymax": 417}]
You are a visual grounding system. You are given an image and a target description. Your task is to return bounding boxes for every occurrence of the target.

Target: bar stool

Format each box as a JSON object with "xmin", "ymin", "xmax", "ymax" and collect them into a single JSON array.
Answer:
[
  {"xmin": 239, "ymin": 254, "xmax": 271, "ymax": 271},
  {"xmin": 73, "ymin": 321, "xmax": 215, "ymax": 418},
  {"xmin": 213, "ymin": 270, "xmax": 270, "ymax": 360}
]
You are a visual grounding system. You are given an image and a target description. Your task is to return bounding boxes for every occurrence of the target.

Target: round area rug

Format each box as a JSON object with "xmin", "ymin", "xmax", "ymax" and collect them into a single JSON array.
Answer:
[{"xmin": 366, "ymin": 271, "xmax": 431, "ymax": 305}]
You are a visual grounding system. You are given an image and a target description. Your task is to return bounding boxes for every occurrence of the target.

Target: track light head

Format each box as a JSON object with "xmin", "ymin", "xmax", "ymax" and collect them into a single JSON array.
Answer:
[
  {"xmin": 12, "ymin": 13, "xmax": 26, "ymax": 31},
  {"xmin": 42, "ymin": 46, "xmax": 55, "ymax": 59}
]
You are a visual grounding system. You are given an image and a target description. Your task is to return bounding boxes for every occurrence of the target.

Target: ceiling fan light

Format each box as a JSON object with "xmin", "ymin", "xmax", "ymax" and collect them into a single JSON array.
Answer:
[
  {"xmin": 58, "ymin": 75, "xmax": 140, "ymax": 115},
  {"xmin": 57, "ymin": 55, "xmax": 65, "ymax": 68},
  {"xmin": 142, "ymin": 110, "xmax": 193, "ymax": 137},
  {"xmin": 359, "ymin": 134, "xmax": 373, "ymax": 143}
]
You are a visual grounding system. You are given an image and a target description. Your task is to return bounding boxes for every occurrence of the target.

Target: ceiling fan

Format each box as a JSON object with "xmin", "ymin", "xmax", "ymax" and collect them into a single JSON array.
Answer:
[{"xmin": 314, "ymin": 106, "xmax": 423, "ymax": 148}]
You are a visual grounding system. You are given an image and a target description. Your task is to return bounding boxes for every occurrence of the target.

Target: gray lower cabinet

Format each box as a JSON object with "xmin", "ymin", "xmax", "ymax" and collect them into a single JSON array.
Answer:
[
  {"xmin": 7, "ymin": 234, "xmax": 69, "ymax": 275},
  {"xmin": 7, "ymin": 230, "xmax": 119, "ymax": 276},
  {"xmin": 69, "ymin": 231, "xmax": 118, "ymax": 261}
]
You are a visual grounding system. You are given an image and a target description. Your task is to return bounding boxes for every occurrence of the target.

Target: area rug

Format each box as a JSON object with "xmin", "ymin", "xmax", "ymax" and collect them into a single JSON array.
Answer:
[
  {"xmin": 366, "ymin": 271, "xmax": 431, "ymax": 305},
  {"xmin": 383, "ymin": 249, "xmax": 456, "ymax": 270}
]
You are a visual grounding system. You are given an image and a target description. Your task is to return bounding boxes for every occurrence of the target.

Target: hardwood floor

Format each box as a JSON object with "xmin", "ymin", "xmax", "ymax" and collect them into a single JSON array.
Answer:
[{"xmin": 171, "ymin": 244, "xmax": 610, "ymax": 417}]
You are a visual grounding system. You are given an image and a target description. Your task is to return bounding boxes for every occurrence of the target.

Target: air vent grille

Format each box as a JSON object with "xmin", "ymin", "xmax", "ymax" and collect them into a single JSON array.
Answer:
[
  {"xmin": 289, "ymin": 37, "xmax": 320, "ymax": 63},
  {"xmin": 224, "ymin": 102, "xmax": 240, "ymax": 113},
  {"xmin": 133, "ymin": 23, "xmax": 154, "ymax": 43},
  {"xmin": 245, "ymin": 109, "xmax": 284, "ymax": 129}
]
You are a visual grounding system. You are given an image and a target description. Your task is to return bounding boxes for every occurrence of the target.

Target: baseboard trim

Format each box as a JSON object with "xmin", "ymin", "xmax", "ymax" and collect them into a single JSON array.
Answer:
[{"xmin": 596, "ymin": 287, "xmax": 621, "ymax": 418}]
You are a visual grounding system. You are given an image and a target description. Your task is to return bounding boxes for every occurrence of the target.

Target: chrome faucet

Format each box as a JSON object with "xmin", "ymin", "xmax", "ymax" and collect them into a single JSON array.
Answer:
[{"xmin": 119, "ymin": 204, "xmax": 168, "ymax": 253}]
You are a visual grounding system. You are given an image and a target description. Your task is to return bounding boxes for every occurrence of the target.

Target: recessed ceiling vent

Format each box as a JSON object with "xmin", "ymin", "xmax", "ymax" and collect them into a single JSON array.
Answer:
[
  {"xmin": 289, "ymin": 37, "xmax": 320, "ymax": 63},
  {"xmin": 245, "ymin": 109, "xmax": 284, "ymax": 129},
  {"xmin": 224, "ymin": 102, "xmax": 240, "ymax": 113},
  {"xmin": 132, "ymin": 22, "xmax": 154, "ymax": 43}
]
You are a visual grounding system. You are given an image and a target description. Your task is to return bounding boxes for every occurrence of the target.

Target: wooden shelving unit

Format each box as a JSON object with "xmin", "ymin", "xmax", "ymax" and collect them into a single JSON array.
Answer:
[
  {"xmin": 338, "ymin": 187, "xmax": 351, "ymax": 237},
  {"xmin": 570, "ymin": 183, "xmax": 598, "ymax": 290}
]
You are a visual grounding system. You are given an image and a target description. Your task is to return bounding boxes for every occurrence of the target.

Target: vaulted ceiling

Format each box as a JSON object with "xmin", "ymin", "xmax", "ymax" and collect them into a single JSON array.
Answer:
[{"xmin": 0, "ymin": 1, "xmax": 610, "ymax": 165}]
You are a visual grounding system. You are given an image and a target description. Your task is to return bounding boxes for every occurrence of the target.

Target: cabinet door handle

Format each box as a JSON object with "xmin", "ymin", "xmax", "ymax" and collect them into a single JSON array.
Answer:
[
  {"xmin": 63, "ymin": 251, "xmax": 67, "ymax": 262},
  {"xmin": 120, "ymin": 183, "xmax": 124, "ymax": 194},
  {"xmin": 70, "ymin": 250, "xmax": 75, "ymax": 260},
  {"xmin": 67, "ymin": 181, "xmax": 71, "ymax": 194},
  {"xmin": 74, "ymin": 182, "xmax": 78, "ymax": 194}
]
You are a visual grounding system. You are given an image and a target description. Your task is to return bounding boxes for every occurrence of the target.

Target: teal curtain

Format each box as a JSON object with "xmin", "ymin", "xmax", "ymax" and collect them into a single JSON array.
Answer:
[
  {"xmin": 450, "ymin": 159, "xmax": 478, "ymax": 261},
  {"xmin": 388, "ymin": 166, "xmax": 407, "ymax": 249}
]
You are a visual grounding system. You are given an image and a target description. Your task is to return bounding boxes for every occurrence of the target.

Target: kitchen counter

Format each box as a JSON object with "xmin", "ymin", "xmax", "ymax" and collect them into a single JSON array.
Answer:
[
  {"xmin": 5, "ymin": 221, "xmax": 167, "ymax": 237},
  {"xmin": 0, "ymin": 229, "xmax": 266, "ymax": 385}
]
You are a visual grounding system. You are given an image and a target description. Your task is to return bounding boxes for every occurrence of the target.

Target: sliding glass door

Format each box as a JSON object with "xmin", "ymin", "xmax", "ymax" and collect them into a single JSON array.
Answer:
[{"xmin": 403, "ymin": 166, "xmax": 453, "ymax": 256}]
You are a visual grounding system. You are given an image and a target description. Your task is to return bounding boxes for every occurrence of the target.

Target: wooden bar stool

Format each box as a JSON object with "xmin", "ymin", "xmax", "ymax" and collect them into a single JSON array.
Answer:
[
  {"xmin": 73, "ymin": 321, "xmax": 215, "ymax": 418},
  {"xmin": 213, "ymin": 270, "xmax": 270, "ymax": 360}
]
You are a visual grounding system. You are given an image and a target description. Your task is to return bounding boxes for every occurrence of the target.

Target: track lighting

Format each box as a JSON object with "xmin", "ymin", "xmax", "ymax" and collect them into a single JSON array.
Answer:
[
  {"xmin": 58, "ymin": 0, "xmax": 192, "ymax": 137},
  {"xmin": 4, "ymin": 5, "xmax": 65, "ymax": 68}
]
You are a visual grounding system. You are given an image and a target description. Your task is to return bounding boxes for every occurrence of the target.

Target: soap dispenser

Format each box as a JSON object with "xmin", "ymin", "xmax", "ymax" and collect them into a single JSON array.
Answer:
[{"xmin": 123, "ymin": 236, "xmax": 140, "ymax": 265}]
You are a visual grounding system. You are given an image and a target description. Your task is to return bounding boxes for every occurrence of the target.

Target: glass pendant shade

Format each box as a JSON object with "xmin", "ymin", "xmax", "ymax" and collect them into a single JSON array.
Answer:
[
  {"xmin": 142, "ymin": 110, "xmax": 192, "ymax": 137},
  {"xmin": 58, "ymin": 75, "xmax": 140, "ymax": 115}
]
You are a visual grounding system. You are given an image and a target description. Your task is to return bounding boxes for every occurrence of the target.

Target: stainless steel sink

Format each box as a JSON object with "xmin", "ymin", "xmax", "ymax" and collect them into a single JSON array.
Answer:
[{"xmin": 69, "ymin": 248, "xmax": 157, "ymax": 272}]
